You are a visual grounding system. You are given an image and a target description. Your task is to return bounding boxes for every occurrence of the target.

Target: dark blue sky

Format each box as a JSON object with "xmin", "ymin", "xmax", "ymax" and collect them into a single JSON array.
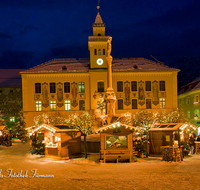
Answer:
[{"xmin": 0, "ymin": 0, "xmax": 200, "ymax": 69}]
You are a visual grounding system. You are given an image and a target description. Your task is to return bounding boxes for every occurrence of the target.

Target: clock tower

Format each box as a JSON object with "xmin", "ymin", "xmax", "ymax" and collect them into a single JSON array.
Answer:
[{"xmin": 88, "ymin": 9, "xmax": 112, "ymax": 69}]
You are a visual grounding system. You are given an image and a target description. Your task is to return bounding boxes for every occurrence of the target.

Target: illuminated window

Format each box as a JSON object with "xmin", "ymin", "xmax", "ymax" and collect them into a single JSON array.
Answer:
[
  {"xmin": 118, "ymin": 99, "xmax": 123, "ymax": 110},
  {"xmin": 160, "ymin": 98, "xmax": 166, "ymax": 109},
  {"xmin": 186, "ymin": 97, "xmax": 190, "ymax": 105},
  {"xmin": 187, "ymin": 111, "xmax": 190, "ymax": 119},
  {"xmin": 50, "ymin": 83, "xmax": 56, "ymax": 93},
  {"xmin": 132, "ymin": 99, "xmax": 137, "ymax": 109},
  {"xmin": 10, "ymin": 117, "xmax": 15, "ymax": 122},
  {"xmin": 131, "ymin": 81, "xmax": 137, "ymax": 91},
  {"xmin": 78, "ymin": 82, "xmax": 85, "ymax": 93},
  {"xmin": 64, "ymin": 82, "xmax": 70, "ymax": 93},
  {"xmin": 79, "ymin": 100, "xmax": 85, "ymax": 110},
  {"xmin": 65, "ymin": 100, "xmax": 71, "ymax": 111},
  {"xmin": 98, "ymin": 49, "xmax": 101, "ymax": 55},
  {"xmin": 50, "ymin": 101, "xmax": 56, "ymax": 111},
  {"xmin": 35, "ymin": 83, "xmax": 41, "ymax": 93},
  {"xmin": 36, "ymin": 101, "xmax": 42, "ymax": 111},
  {"xmin": 94, "ymin": 49, "xmax": 97, "ymax": 55},
  {"xmin": 159, "ymin": 81, "xmax": 165, "ymax": 91},
  {"xmin": 194, "ymin": 109, "xmax": 199, "ymax": 118},
  {"xmin": 145, "ymin": 81, "xmax": 151, "ymax": 91},
  {"xmin": 98, "ymin": 82, "xmax": 104, "ymax": 92},
  {"xmin": 117, "ymin": 81, "xmax": 123, "ymax": 92},
  {"xmin": 146, "ymin": 99, "xmax": 152, "ymax": 109},
  {"xmin": 103, "ymin": 49, "xmax": 105, "ymax": 55}
]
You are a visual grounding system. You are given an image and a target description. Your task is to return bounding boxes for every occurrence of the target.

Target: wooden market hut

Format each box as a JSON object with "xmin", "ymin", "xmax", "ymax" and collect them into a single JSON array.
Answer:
[
  {"xmin": 0, "ymin": 126, "xmax": 9, "ymax": 136},
  {"xmin": 27, "ymin": 124, "xmax": 81, "ymax": 159},
  {"xmin": 149, "ymin": 123, "xmax": 197, "ymax": 155},
  {"xmin": 95, "ymin": 122, "xmax": 137, "ymax": 163}
]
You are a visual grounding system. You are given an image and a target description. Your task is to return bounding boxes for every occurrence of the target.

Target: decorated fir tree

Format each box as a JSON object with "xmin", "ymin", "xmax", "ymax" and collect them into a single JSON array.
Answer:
[
  {"xmin": 0, "ymin": 111, "xmax": 6, "ymax": 126},
  {"xmin": 16, "ymin": 111, "xmax": 26, "ymax": 140}
]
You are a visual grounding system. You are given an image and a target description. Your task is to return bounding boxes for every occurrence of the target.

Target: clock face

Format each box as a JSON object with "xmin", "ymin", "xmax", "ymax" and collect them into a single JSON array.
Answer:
[{"xmin": 96, "ymin": 58, "xmax": 103, "ymax": 65}]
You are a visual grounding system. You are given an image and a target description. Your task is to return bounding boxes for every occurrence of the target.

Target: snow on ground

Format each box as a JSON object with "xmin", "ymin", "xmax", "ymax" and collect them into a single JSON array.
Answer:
[{"xmin": 0, "ymin": 142, "xmax": 200, "ymax": 190}]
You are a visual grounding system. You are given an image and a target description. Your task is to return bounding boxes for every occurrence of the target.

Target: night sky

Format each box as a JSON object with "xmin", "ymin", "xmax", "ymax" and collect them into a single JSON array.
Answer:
[{"xmin": 0, "ymin": 0, "xmax": 200, "ymax": 69}]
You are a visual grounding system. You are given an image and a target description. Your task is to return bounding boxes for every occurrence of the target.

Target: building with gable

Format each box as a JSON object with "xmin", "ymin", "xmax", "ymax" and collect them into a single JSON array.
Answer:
[
  {"xmin": 20, "ymin": 10, "xmax": 179, "ymax": 129},
  {"xmin": 178, "ymin": 77, "xmax": 200, "ymax": 133}
]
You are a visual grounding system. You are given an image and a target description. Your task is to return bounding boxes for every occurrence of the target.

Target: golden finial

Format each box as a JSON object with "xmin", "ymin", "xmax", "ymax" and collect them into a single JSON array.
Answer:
[{"xmin": 97, "ymin": 0, "xmax": 100, "ymax": 10}]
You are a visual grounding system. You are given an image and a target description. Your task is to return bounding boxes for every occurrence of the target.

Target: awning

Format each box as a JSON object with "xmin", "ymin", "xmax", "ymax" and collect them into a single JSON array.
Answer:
[{"xmin": 149, "ymin": 123, "xmax": 197, "ymax": 131}]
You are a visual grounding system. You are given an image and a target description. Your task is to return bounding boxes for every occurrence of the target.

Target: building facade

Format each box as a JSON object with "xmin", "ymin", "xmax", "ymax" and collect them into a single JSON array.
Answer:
[
  {"xmin": 178, "ymin": 77, "xmax": 200, "ymax": 132},
  {"xmin": 21, "ymin": 12, "xmax": 179, "ymax": 128}
]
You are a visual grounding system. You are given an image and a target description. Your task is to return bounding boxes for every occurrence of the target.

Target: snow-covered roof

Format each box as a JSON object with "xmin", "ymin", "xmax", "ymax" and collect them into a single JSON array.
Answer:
[
  {"xmin": 95, "ymin": 122, "xmax": 137, "ymax": 133},
  {"xmin": 0, "ymin": 69, "xmax": 24, "ymax": 87},
  {"xmin": 26, "ymin": 124, "xmax": 78, "ymax": 133},
  {"xmin": 149, "ymin": 123, "xmax": 197, "ymax": 131},
  {"xmin": 0, "ymin": 126, "xmax": 8, "ymax": 131},
  {"xmin": 179, "ymin": 77, "xmax": 200, "ymax": 95},
  {"xmin": 20, "ymin": 58, "xmax": 179, "ymax": 74}
]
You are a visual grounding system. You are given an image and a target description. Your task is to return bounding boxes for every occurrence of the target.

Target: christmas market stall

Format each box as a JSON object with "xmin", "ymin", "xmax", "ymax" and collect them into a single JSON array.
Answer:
[
  {"xmin": 0, "ymin": 126, "xmax": 8, "ymax": 136},
  {"xmin": 95, "ymin": 122, "xmax": 137, "ymax": 163},
  {"xmin": 26, "ymin": 124, "xmax": 81, "ymax": 159},
  {"xmin": 149, "ymin": 123, "xmax": 197, "ymax": 160}
]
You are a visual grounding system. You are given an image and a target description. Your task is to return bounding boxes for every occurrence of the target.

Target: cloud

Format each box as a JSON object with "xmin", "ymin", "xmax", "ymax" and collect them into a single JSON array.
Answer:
[{"xmin": 0, "ymin": 32, "xmax": 11, "ymax": 39}]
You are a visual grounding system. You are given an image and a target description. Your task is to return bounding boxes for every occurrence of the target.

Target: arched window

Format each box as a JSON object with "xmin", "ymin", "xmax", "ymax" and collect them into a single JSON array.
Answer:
[
  {"xmin": 98, "ymin": 33, "xmax": 101, "ymax": 36},
  {"xmin": 98, "ymin": 49, "xmax": 101, "ymax": 55},
  {"xmin": 103, "ymin": 49, "xmax": 105, "ymax": 55},
  {"xmin": 94, "ymin": 49, "xmax": 97, "ymax": 55}
]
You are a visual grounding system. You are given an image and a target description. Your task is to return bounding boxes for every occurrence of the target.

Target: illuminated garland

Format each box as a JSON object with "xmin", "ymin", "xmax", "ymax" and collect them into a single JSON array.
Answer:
[{"xmin": 32, "ymin": 124, "xmax": 56, "ymax": 133}]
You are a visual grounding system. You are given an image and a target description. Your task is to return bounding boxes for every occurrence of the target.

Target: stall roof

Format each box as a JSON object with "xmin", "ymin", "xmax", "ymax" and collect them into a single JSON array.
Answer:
[
  {"xmin": 26, "ymin": 124, "xmax": 78, "ymax": 133},
  {"xmin": 0, "ymin": 126, "xmax": 8, "ymax": 131},
  {"xmin": 95, "ymin": 122, "xmax": 137, "ymax": 133},
  {"xmin": 149, "ymin": 123, "xmax": 197, "ymax": 131}
]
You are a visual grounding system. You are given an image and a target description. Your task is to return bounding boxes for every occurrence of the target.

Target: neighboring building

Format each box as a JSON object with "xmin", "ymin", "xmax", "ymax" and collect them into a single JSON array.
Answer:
[
  {"xmin": 178, "ymin": 77, "xmax": 200, "ymax": 133},
  {"xmin": 20, "ymin": 11, "xmax": 179, "ymax": 128},
  {"xmin": 0, "ymin": 69, "xmax": 23, "ymax": 131}
]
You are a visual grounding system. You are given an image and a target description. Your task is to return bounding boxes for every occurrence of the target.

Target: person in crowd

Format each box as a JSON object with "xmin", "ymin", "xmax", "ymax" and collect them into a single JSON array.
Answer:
[
  {"xmin": 191, "ymin": 131, "xmax": 196, "ymax": 139},
  {"xmin": 181, "ymin": 139, "xmax": 186, "ymax": 158},
  {"xmin": 197, "ymin": 135, "xmax": 200, "ymax": 141},
  {"xmin": 189, "ymin": 134, "xmax": 195, "ymax": 154}
]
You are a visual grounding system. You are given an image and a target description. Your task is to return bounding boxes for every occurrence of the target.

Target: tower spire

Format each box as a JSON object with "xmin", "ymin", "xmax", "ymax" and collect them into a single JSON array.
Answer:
[{"xmin": 97, "ymin": 0, "xmax": 100, "ymax": 11}]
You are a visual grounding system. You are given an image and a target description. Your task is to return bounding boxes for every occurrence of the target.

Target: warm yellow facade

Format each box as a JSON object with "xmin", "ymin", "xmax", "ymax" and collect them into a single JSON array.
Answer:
[{"xmin": 21, "ymin": 12, "xmax": 179, "ymax": 128}]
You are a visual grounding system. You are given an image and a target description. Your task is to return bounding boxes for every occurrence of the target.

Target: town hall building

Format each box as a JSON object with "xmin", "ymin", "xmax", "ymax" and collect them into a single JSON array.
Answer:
[{"xmin": 20, "ymin": 11, "xmax": 179, "ymax": 128}]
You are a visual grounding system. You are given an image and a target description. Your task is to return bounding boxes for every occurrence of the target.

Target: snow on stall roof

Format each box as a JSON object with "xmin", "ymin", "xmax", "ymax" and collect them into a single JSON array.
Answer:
[
  {"xmin": 20, "ymin": 58, "xmax": 179, "ymax": 74},
  {"xmin": 0, "ymin": 69, "xmax": 24, "ymax": 87}
]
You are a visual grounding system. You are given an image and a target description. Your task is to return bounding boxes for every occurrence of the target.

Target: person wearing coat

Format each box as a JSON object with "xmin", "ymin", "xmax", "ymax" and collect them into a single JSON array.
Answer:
[{"xmin": 189, "ymin": 134, "xmax": 195, "ymax": 154}]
